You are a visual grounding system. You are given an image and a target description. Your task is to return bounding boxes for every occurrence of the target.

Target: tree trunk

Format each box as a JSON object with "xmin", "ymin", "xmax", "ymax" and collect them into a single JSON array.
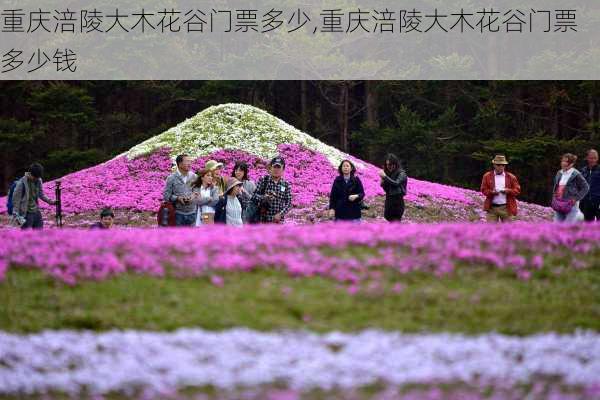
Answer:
[
  {"xmin": 365, "ymin": 81, "xmax": 378, "ymax": 128},
  {"xmin": 339, "ymin": 83, "xmax": 349, "ymax": 152},
  {"xmin": 300, "ymin": 81, "xmax": 309, "ymax": 132}
]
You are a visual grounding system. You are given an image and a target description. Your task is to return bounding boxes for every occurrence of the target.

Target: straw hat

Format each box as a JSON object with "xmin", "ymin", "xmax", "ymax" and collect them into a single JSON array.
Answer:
[
  {"xmin": 491, "ymin": 155, "xmax": 509, "ymax": 165},
  {"xmin": 225, "ymin": 178, "xmax": 243, "ymax": 194},
  {"xmin": 205, "ymin": 160, "xmax": 224, "ymax": 171}
]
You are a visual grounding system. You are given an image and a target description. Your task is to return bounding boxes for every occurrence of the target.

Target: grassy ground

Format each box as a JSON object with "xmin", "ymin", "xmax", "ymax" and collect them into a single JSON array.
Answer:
[{"xmin": 2, "ymin": 266, "xmax": 599, "ymax": 335}]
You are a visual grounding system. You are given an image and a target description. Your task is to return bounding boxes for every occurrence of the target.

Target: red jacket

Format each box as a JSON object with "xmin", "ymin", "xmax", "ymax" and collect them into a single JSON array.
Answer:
[{"xmin": 480, "ymin": 171, "xmax": 521, "ymax": 216}]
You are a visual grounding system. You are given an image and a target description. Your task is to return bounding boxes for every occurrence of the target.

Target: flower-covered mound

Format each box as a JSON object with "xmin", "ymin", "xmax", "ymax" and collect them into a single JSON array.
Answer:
[
  {"xmin": 0, "ymin": 329, "xmax": 598, "ymax": 397},
  {"xmin": 0, "ymin": 222, "xmax": 597, "ymax": 286},
  {"xmin": 0, "ymin": 103, "xmax": 552, "ymax": 224}
]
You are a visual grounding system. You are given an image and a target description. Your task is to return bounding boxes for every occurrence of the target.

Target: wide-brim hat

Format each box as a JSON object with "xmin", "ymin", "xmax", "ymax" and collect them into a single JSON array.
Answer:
[
  {"xmin": 225, "ymin": 177, "xmax": 243, "ymax": 194},
  {"xmin": 492, "ymin": 155, "xmax": 509, "ymax": 165},
  {"xmin": 205, "ymin": 160, "xmax": 224, "ymax": 171}
]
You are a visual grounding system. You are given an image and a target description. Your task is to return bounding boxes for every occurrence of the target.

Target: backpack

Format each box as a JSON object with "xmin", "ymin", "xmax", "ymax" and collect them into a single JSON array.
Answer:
[
  {"xmin": 6, "ymin": 180, "xmax": 18, "ymax": 215},
  {"xmin": 157, "ymin": 201, "xmax": 176, "ymax": 226}
]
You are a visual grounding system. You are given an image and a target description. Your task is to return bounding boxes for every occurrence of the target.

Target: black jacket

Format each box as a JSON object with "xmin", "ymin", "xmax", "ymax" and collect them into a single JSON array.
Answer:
[
  {"xmin": 328, "ymin": 175, "xmax": 365, "ymax": 220},
  {"xmin": 214, "ymin": 195, "xmax": 246, "ymax": 224},
  {"xmin": 381, "ymin": 168, "xmax": 407, "ymax": 197},
  {"xmin": 581, "ymin": 165, "xmax": 600, "ymax": 201}
]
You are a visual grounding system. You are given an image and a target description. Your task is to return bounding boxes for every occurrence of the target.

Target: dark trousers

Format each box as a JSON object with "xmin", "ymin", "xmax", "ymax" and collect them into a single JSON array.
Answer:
[
  {"xmin": 384, "ymin": 194, "xmax": 405, "ymax": 222},
  {"xmin": 175, "ymin": 212, "xmax": 196, "ymax": 227},
  {"xmin": 580, "ymin": 198, "xmax": 600, "ymax": 221},
  {"xmin": 22, "ymin": 211, "xmax": 43, "ymax": 229}
]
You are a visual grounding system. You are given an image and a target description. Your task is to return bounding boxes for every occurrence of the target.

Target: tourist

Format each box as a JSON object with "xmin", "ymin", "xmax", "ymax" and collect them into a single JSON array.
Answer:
[
  {"xmin": 552, "ymin": 153, "xmax": 589, "ymax": 223},
  {"xmin": 163, "ymin": 154, "xmax": 197, "ymax": 227},
  {"xmin": 191, "ymin": 168, "xmax": 220, "ymax": 225},
  {"xmin": 205, "ymin": 160, "xmax": 226, "ymax": 196},
  {"xmin": 10, "ymin": 163, "xmax": 57, "ymax": 229},
  {"xmin": 480, "ymin": 155, "xmax": 521, "ymax": 222},
  {"xmin": 251, "ymin": 156, "xmax": 292, "ymax": 223},
  {"xmin": 328, "ymin": 160, "xmax": 365, "ymax": 222},
  {"xmin": 215, "ymin": 178, "xmax": 245, "ymax": 227},
  {"xmin": 579, "ymin": 149, "xmax": 600, "ymax": 221},
  {"xmin": 379, "ymin": 154, "xmax": 407, "ymax": 222},
  {"xmin": 231, "ymin": 161, "xmax": 256, "ymax": 222},
  {"xmin": 90, "ymin": 208, "xmax": 115, "ymax": 229}
]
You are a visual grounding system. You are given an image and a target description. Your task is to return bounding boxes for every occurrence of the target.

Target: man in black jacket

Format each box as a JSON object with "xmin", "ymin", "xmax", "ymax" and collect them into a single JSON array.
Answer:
[{"xmin": 580, "ymin": 149, "xmax": 600, "ymax": 221}]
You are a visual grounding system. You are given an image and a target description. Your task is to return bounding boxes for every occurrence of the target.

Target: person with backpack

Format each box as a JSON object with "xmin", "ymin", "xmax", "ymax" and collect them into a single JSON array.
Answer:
[
  {"xmin": 10, "ymin": 163, "xmax": 57, "ymax": 229},
  {"xmin": 163, "ymin": 154, "xmax": 197, "ymax": 227},
  {"xmin": 379, "ymin": 154, "xmax": 407, "ymax": 222},
  {"xmin": 328, "ymin": 160, "xmax": 365, "ymax": 222}
]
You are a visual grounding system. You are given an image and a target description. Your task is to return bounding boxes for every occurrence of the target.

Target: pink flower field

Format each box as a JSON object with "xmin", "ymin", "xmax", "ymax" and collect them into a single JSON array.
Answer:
[
  {"xmin": 0, "ymin": 222, "xmax": 597, "ymax": 286},
  {"xmin": 0, "ymin": 103, "xmax": 553, "ymax": 225}
]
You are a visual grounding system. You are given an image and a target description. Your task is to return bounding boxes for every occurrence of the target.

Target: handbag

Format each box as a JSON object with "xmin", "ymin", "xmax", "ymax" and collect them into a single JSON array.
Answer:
[{"xmin": 551, "ymin": 197, "xmax": 573, "ymax": 214}]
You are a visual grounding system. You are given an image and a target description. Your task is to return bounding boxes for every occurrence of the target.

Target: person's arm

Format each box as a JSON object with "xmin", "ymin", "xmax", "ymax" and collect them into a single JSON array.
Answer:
[
  {"xmin": 207, "ymin": 187, "xmax": 220, "ymax": 208},
  {"xmin": 505, "ymin": 174, "xmax": 521, "ymax": 197},
  {"xmin": 383, "ymin": 170, "xmax": 406, "ymax": 188},
  {"xmin": 163, "ymin": 176, "xmax": 177, "ymax": 203},
  {"xmin": 279, "ymin": 183, "xmax": 293, "ymax": 216},
  {"xmin": 38, "ymin": 180, "xmax": 55, "ymax": 205},
  {"xmin": 355, "ymin": 177, "xmax": 365, "ymax": 202},
  {"xmin": 251, "ymin": 177, "xmax": 266, "ymax": 203},
  {"xmin": 11, "ymin": 180, "xmax": 24, "ymax": 217},
  {"xmin": 480, "ymin": 173, "xmax": 494, "ymax": 198},
  {"xmin": 573, "ymin": 173, "xmax": 590, "ymax": 202},
  {"xmin": 328, "ymin": 179, "xmax": 337, "ymax": 210}
]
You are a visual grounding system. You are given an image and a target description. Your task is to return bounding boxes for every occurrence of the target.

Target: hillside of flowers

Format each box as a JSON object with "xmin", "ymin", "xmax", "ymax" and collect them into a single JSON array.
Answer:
[
  {"xmin": 0, "ymin": 222, "xmax": 597, "ymax": 286},
  {"xmin": 0, "ymin": 104, "xmax": 552, "ymax": 224}
]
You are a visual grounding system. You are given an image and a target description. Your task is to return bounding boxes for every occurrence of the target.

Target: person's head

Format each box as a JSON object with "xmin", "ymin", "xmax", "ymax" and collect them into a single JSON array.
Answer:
[
  {"xmin": 232, "ymin": 161, "xmax": 249, "ymax": 181},
  {"xmin": 29, "ymin": 163, "xmax": 44, "ymax": 180},
  {"xmin": 384, "ymin": 154, "xmax": 400, "ymax": 174},
  {"xmin": 175, "ymin": 154, "xmax": 192, "ymax": 174},
  {"xmin": 560, "ymin": 153, "xmax": 577, "ymax": 170},
  {"xmin": 338, "ymin": 160, "xmax": 356, "ymax": 177},
  {"xmin": 193, "ymin": 169, "xmax": 213, "ymax": 188},
  {"xmin": 99, "ymin": 208, "xmax": 115, "ymax": 229},
  {"xmin": 205, "ymin": 160, "xmax": 224, "ymax": 178},
  {"xmin": 491, "ymin": 155, "xmax": 508, "ymax": 174},
  {"xmin": 269, "ymin": 156, "xmax": 285, "ymax": 179},
  {"xmin": 586, "ymin": 149, "xmax": 598, "ymax": 167},
  {"xmin": 225, "ymin": 178, "xmax": 243, "ymax": 197}
]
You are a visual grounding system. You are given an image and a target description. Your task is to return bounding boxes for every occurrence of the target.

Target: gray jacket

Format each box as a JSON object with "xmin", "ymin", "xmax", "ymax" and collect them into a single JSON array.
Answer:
[
  {"xmin": 553, "ymin": 169, "xmax": 589, "ymax": 202},
  {"xmin": 191, "ymin": 185, "xmax": 220, "ymax": 209},
  {"xmin": 163, "ymin": 171, "xmax": 197, "ymax": 214},
  {"xmin": 11, "ymin": 173, "xmax": 53, "ymax": 217}
]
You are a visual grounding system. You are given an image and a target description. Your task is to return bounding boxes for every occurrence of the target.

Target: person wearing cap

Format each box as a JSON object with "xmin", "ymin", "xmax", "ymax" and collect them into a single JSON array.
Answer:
[
  {"xmin": 10, "ymin": 162, "xmax": 57, "ymax": 229},
  {"xmin": 214, "ymin": 178, "xmax": 245, "ymax": 226},
  {"xmin": 480, "ymin": 155, "xmax": 521, "ymax": 222},
  {"xmin": 579, "ymin": 149, "xmax": 600, "ymax": 222},
  {"xmin": 205, "ymin": 159, "xmax": 226, "ymax": 196},
  {"xmin": 251, "ymin": 156, "xmax": 293, "ymax": 224},
  {"xmin": 163, "ymin": 154, "xmax": 197, "ymax": 227},
  {"xmin": 90, "ymin": 208, "xmax": 115, "ymax": 229}
]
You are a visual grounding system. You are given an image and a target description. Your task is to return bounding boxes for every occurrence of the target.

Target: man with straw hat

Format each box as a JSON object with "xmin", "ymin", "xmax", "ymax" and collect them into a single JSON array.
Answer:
[{"xmin": 480, "ymin": 155, "xmax": 521, "ymax": 222}]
